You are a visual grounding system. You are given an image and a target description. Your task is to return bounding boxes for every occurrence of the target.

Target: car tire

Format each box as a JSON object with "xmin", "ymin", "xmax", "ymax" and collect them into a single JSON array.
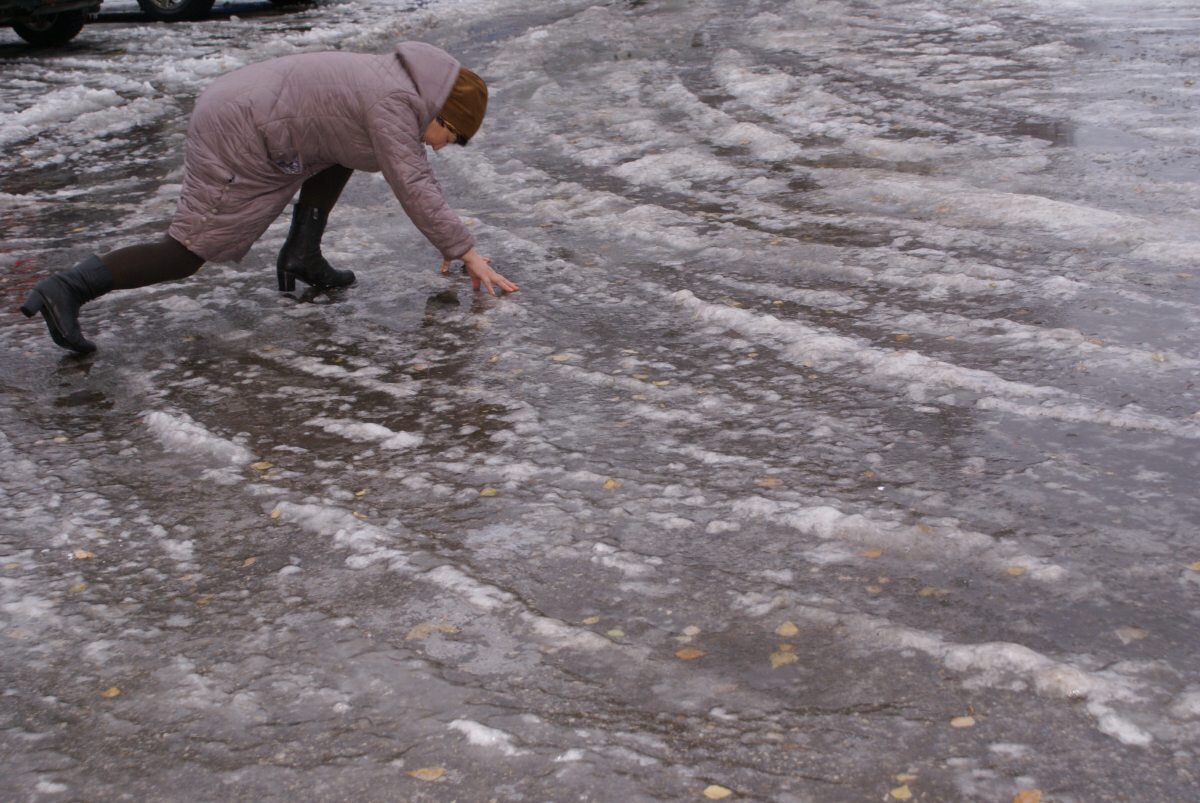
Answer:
[
  {"xmin": 136, "ymin": 0, "xmax": 217, "ymax": 21},
  {"xmin": 12, "ymin": 10, "xmax": 86, "ymax": 46}
]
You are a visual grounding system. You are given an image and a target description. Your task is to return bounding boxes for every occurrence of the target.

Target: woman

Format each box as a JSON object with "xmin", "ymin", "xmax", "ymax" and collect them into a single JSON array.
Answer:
[{"xmin": 20, "ymin": 41, "xmax": 518, "ymax": 354}]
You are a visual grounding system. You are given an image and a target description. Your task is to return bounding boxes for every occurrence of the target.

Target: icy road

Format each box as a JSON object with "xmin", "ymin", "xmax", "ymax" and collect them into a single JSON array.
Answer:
[{"xmin": 2, "ymin": 0, "xmax": 1199, "ymax": 800}]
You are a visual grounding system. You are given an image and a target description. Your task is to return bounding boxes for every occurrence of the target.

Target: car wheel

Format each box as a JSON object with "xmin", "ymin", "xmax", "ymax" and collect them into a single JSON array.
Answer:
[
  {"xmin": 12, "ymin": 10, "xmax": 86, "ymax": 46},
  {"xmin": 136, "ymin": 0, "xmax": 217, "ymax": 21}
]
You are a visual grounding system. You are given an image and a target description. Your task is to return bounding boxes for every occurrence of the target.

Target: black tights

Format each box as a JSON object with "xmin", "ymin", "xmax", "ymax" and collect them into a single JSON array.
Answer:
[{"xmin": 101, "ymin": 165, "xmax": 354, "ymax": 290}]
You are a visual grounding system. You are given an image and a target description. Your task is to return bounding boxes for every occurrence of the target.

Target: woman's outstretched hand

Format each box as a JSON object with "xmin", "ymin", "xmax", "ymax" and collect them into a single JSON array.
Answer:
[{"xmin": 440, "ymin": 248, "xmax": 519, "ymax": 295}]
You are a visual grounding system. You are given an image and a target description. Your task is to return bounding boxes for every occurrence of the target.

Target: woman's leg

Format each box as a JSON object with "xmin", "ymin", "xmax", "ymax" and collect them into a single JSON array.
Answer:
[
  {"xmin": 277, "ymin": 165, "xmax": 356, "ymax": 291},
  {"xmin": 104, "ymin": 235, "xmax": 205, "ymax": 289},
  {"xmin": 20, "ymin": 235, "xmax": 204, "ymax": 353},
  {"xmin": 298, "ymin": 164, "xmax": 353, "ymax": 210}
]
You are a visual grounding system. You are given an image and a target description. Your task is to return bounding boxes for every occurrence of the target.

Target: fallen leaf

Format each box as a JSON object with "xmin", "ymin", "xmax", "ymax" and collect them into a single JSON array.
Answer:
[
  {"xmin": 950, "ymin": 715, "xmax": 976, "ymax": 728},
  {"xmin": 918, "ymin": 586, "xmax": 950, "ymax": 598},
  {"xmin": 101, "ymin": 687, "xmax": 121, "ymax": 699},
  {"xmin": 355, "ymin": 489, "xmax": 368, "ymax": 498},
  {"xmin": 603, "ymin": 479, "xmax": 621, "ymax": 491},
  {"xmin": 250, "ymin": 461, "xmax": 273, "ymax": 471},
  {"xmin": 770, "ymin": 647, "xmax": 798, "ymax": 669},
  {"xmin": 196, "ymin": 595, "xmax": 212, "ymax": 606},
  {"xmin": 3, "ymin": 563, "xmax": 19, "ymax": 571},
  {"xmin": 756, "ymin": 477, "xmax": 784, "ymax": 489},
  {"xmin": 866, "ymin": 585, "xmax": 884, "ymax": 594},
  {"xmin": 406, "ymin": 622, "xmax": 460, "ymax": 641},
  {"xmin": 550, "ymin": 353, "xmax": 573, "ymax": 362},
  {"xmin": 1012, "ymin": 790, "xmax": 1042, "ymax": 803},
  {"xmin": 407, "ymin": 767, "xmax": 444, "ymax": 781},
  {"xmin": 860, "ymin": 548, "xmax": 883, "ymax": 559},
  {"xmin": 581, "ymin": 616, "xmax": 601, "ymax": 625},
  {"xmin": 652, "ymin": 380, "xmax": 671, "ymax": 387},
  {"xmin": 1115, "ymin": 626, "xmax": 1146, "ymax": 644},
  {"xmin": 776, "ymin": 621, "xmax": 799, "ymax": 638},
  {"xmin": 479, "ymin": 487, "xmax": 499, "ymax": 497},
  {"xmin": 242, "ymin": 557, "xmax": 257, "ymax": 568},
  {"xmin": 703, "ymin": 785, "xmax": 732, "ymax": 800},
  {"xmin": 1006, "ymin": 566, "xmax": 1027, "ymax": 577},
  {"xmin": 894, "ymin": 333, "xmax": 913, "ymax": 342},
  {"xmin": 682, "ymin": 625, "xmax": 701, "ymax": 637},
  {"xmin": 261, "ymin": 344, "xmax": 275, "ymax": 352},
  {"xmin": 675, "ymin": 647, "xmax": 705, "ymax": 661},
  {"xmin": 68, "ymin": 582, "xmax": 88, "ymax": 594},
  {"xmin": 890, "ymin": 784, "xmax": 913, "ymax": 801},
  {"xmin": 606, "ymin": 628, "xmax": 625, "ymax": 638},
  {"xmin": 1189, "ymin": 561, "xmax": 1200, "ymax": 571},
  {"xmin": 895, "ymin": 773, "xmax": 918, "ymax": 783},
  {"xmin": 270, "ymin": 510, "xmax": 282, "ymax": 519},
  {"xmin": 72, "ymin": 549, "xmax": 96, "ymax": 560},
  {"xmin": 352, "ymin": 512, "xmax": 368, "ymax": 520}
]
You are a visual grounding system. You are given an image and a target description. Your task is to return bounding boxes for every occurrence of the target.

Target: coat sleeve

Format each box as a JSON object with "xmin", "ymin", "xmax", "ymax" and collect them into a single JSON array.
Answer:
[{"xmin": 365, "ymin": 93, "xmax": 475, "ymax": 261}]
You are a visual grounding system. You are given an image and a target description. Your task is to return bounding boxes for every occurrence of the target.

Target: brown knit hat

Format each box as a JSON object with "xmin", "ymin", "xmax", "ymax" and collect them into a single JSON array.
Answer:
[{"xmin": 439, "ymin": 67, "xmax": 488, "ymax": 144}]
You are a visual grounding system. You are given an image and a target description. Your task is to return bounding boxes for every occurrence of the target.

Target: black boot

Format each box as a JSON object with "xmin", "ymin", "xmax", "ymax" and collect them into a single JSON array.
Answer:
[
  {"xmin": 275, "ymin": 204, "xmax": 356, "ymax": 292},
  {"xmin": 20, "ymin": 255, "xmax": 114, "ymax": 354}
]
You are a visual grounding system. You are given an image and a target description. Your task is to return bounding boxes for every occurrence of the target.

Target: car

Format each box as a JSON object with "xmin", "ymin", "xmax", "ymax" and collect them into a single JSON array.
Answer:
[{"xmin": 1, "ymin": 0, "xmax": 99, "ymax": 45}]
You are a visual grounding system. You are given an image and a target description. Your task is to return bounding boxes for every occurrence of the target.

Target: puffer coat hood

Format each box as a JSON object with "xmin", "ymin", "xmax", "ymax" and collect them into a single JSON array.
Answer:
[{"xmin": 169, "ymin": 42, "xmax": 476, "ymax": 264}]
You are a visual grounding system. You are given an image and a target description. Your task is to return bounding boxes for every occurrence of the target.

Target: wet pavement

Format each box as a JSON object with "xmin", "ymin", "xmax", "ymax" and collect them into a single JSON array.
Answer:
[{"xmin": 2, "ymin": 0, "xmax": 1200, "ymax": 800}]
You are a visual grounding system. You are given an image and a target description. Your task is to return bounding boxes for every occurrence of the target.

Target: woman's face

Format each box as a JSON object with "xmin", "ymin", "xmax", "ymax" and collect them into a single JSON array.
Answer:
[{"xmin": 422, "ymin": 120, "xmax": 457, "ymax": 151}]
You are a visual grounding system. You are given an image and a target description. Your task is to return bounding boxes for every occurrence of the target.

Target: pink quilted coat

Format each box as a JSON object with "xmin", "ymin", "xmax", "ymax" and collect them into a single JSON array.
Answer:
[{"xmin": 169, "ymin": 42, "xmax": 474, "ymax": 263}]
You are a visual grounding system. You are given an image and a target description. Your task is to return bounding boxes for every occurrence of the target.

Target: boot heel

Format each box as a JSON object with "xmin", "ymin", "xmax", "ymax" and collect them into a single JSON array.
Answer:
[
  {"xmin": 19, "ymin": 292, "xmax": 44, "ymax": 318},
  {"xmin": 277, "ymin": 267, "xmax": 296, "ymax": 292}
]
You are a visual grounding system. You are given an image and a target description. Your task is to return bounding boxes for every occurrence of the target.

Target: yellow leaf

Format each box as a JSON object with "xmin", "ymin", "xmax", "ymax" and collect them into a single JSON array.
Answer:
[
  {"xmin": 890, "ymin": 784, "xmax": 913, "ymax": 801},
  {"xmin": 1006, "ymin": 566, "xmax": 1027, "ymax": 577},
  {"xmin": 675, "ymin": 647, "xmax": 705, "ymax": 661},
  {"xmin": 606, "ymin": 628, "xmax": 625, "ymax": 638},
  {"xmin": 250, "ymin": 461, "xmax": 273, "ymax": 471},
  {"xmin": 918, "ymin": 586, "xmax": 949, "ymax": 598},
  {"xmin": 270, "ymin": 509, "xmax": 282, "ymax": 519},
  {"xmin": 703, "ymin": 785, "xmax": 732, "ymax": 800},
  {"xmin": 769, "ymin": 650, "xmax": 798, "ymax": 669},
  {"xmin": 4, "ymin": 563, "xmax": 19, "ymax": 571},
  {"xmin": 261, "ymin": 345, "xmax": 275, "ymax": 352},
  {"xmin": 407, "ymin": 767, "xmax": 444, "ymax": 781},
  {"xmin": 602, "ymin": 478, "xmax": 621, "ymax": 491},
  {"xmin": 895, "ymin": 773, "xmax": 918, "ymax": 783},
  {"xmin": 242, "ymin": 557, "xmax": 257, "ymax": 567},
  {"xmin": 1012, "ymin": 790, "xmax": 1042, "ymax": 803},
  {"xmin": 860, "ymin": 548, "xmax": 883, "ymax": 559},
  {"xmin": 756, "ymin": 476, "xmax": 784, "ymax": 488},
  {"xmin": 196, "ymin": 595, "xmax": 212, "ymax": 606},
  {"xmin": 950, "ymin": 715, "xmax": 975, "ymax": 728},
  {"xmin": 68, "ymin": 582, "xmax": 88, "ymax": 594},
  {"xmin": 550, "ymin": 353, "xmax": 573, "ymax": 362},
  {"xmin": 72, "ymin": 549, "xmax": 96, "ymax": 560},
  {"xmin": 866, "ymin": 585, "xmax": 884, "ymax": 594},
  {"xmin": 352, "ymin": 512, "xmax": 368, "ymax": 520},
  {"xmin": 101, "ymin": 687, "xmax": 121, "ymax": 699},
  {"xmin": 1115, "ymin": 625, "xmax": 1146, "ymax": 644},
  {"xmin": 1189, "ymin": 561, "xmax": 1200, "ymax": 571},
  {"xmin": 581, "ymin": 616, "xmax": 601, "ymax": 625},
  {"xmin": 776, "ymin": 621, "xmax": 799, "ymax": 637},
  {"xmin": 480, "ymin": 487, "xmax": 499, "ymax": 497},
  {"xmin": 652, "ymin": 380, "xmax": 671, "ymax": 387},
  {"xmin": 405, "ymin": 622, "xmax": 460, "ymax": 641},
  {"xmin": 894, "ymin": 333, "xmax": 912, "ymax": 342}
]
